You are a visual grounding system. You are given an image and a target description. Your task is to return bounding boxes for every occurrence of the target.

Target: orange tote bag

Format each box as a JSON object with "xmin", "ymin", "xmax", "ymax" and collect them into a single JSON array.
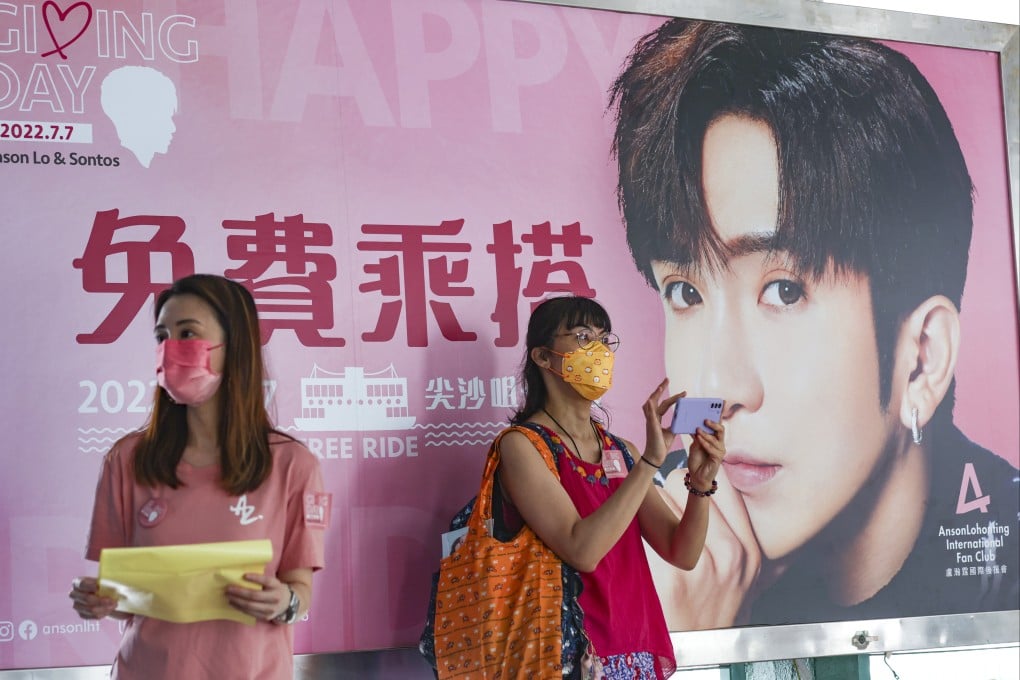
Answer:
[{"xmin": 433, "ymin": 427, "xmax": 564, "ymax": 679}]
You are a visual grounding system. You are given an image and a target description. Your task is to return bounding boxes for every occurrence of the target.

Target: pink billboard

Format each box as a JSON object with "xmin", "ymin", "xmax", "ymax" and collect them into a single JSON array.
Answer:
[{"xmin": 0, "ymin": 0, "xmax": 1016, "ymax": 671}]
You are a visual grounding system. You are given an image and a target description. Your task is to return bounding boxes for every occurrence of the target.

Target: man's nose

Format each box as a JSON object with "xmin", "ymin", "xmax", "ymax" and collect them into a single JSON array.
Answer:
[{"xmin": 697, "ymin": 310, "xmax": 763, "ymax": 419}]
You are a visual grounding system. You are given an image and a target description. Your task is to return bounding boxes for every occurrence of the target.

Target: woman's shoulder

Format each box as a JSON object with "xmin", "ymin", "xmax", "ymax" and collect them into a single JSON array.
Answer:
[
  {"xmin": 105, "ymin": 431, "xmax": 144, "ymax": 466},
  {"xmin": 268, "ymin": 432, "xmax": 319, "ymax": 467},
  {"xmin": 499, "ymin": 423, "xmax": 547, "ymax": 448},
  {"xmin": 498, "ymin": 424, "xmax": 561, "ymax": 470}
]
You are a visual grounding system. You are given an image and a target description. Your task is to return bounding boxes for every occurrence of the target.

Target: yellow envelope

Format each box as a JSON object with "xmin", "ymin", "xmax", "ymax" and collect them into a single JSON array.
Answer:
[{"xmin": 98, "ymin": 539, "xmax": 273, "ymax": 625}]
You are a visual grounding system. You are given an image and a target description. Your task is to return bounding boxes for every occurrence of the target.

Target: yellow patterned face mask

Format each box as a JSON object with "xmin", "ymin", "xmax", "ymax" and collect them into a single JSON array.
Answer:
[{"xmin": 544, "ymin": 342, "xmax": 615, "ymax": 401}]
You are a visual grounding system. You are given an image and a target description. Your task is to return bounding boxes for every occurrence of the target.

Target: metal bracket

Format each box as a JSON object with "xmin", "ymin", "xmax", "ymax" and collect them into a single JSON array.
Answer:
[{"xmin": 852, "ymin": 630, "xmax": 879, "ymax": 650}]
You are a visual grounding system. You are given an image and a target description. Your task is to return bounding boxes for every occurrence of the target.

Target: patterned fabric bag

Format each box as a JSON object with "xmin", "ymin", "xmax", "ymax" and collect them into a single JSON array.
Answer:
[
  {"xmin": 425, "ymin": 425, "xmax": 566, "ymax": 679},
  {"xmin": 420, "ymin": 424, "xmax": 633, "ymax": 678}
]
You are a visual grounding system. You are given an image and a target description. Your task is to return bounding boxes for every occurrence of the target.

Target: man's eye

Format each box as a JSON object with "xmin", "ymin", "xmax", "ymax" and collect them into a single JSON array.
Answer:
[
  {"xmin": 576, "ymin": 331, "xmax": 592, "ymax": 344},
  {"xmin": 761, "ymin": 280, "xmax": 805, "ymax": 306},
  {"xmin": 664, "ymin": 281, "xmax": 703, "ymax": 309}
]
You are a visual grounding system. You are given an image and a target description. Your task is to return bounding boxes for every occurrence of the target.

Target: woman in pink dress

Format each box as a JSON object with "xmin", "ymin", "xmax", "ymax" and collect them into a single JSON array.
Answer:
[{"xmin": 496, "ymin": 295, "xmax": 726, "ymax": 679}]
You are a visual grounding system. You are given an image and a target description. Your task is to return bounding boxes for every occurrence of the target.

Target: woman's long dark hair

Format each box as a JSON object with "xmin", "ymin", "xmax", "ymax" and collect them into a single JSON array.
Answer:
[
  {"xmin": 133, "ymin": 274, "xmax": 286, "ymax": 495},
  {"xmin": 510, "ymin": 296, "xmax": 612, "ymax": 425}
]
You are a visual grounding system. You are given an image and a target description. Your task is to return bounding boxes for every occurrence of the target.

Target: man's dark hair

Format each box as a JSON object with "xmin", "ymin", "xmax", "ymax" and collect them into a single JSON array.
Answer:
[{"xmin": 610, "ymin": 19, "xmax": 974, "ymax": 414}]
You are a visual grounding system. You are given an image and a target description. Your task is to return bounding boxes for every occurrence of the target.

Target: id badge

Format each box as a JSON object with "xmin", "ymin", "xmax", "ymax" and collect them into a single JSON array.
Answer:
[
  {"xmin": 602, "ymin": 448, "xmax": 627, "ymax": 479},
  {"xmin": 138, "ymin": 498, "xmax": 168, "ymax": 528}
]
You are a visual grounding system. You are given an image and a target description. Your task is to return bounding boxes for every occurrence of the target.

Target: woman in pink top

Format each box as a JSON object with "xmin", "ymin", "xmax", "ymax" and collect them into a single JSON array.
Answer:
[
  {"xmin": 497, "ymin": 296, "xmax": 726, "ymax": 679},
  {"xmin": 68, "ymin": 274, "xmax": 327, "ymax": 680}
]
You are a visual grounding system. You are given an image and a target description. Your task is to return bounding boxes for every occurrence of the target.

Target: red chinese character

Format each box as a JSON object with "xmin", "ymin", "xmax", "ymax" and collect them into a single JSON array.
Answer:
[
  {"xmin": 73, "ymin": 209, "xmax": 195, "ymax": 344},
  {"xmin": 487, "ymin": 221, "xmax": 596, "ymax": 346},
  {"xmin": 358, "ymin": 220, "xmax": 476, "ymax": 347},
  {"xmin": 223, "ymin": 213, "xmax": 344, "ymax": 347}
]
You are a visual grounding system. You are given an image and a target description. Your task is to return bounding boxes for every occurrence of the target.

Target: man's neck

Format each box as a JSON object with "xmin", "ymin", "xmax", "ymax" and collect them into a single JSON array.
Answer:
[{"xmin": 824, "ymin": 437, "xmax": 930, "ymax": 606}]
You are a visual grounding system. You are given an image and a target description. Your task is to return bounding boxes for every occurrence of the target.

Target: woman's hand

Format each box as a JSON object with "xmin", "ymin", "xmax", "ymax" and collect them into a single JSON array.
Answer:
[
  {"xmin": 646, "ymin": 468, "xmax": 763, "ymax": 629},
  {"xmin": 69, "ymin": 577, "xmax": 118, "ymax": 620},
  {"xmin": 226, "ymin": 573, "xmax": 292, "ymax": 622},
  {"xmin": 641, "ymin": 379, "xmax": 685, "ymax": 468},
  {"xmin": 686, "ymin": 415, "xmax": 726, "ymax": 492}
]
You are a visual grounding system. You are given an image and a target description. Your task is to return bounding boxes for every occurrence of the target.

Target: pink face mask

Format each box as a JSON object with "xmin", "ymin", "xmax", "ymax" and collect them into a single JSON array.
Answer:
[{"xmin": 156, "ymin": 339, "xmax": 224, "ymax": 405}]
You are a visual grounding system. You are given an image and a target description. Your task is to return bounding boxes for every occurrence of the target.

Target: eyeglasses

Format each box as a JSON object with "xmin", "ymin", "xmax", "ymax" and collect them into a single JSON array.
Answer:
[{"xmin": 557, "ymin": 329, "xmax": 620, "ymax": 352}]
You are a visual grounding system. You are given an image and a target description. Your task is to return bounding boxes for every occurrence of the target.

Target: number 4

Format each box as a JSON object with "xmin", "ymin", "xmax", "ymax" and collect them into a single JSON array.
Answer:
[{"xmin": 956, "ymin": 462, "xmax": 991, "ymax": 514}]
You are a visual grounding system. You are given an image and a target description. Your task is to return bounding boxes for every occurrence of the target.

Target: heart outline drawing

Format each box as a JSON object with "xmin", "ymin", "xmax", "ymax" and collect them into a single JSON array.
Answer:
[{"xmin": 41, "ymin": 0, "xmax": 93, "ymax": 60}]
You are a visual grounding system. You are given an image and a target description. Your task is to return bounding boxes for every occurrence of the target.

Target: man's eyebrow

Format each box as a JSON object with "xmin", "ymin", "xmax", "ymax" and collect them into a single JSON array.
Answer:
[
  {"xmin": 656, "ymin": 232, "xmax": 786, "ymax": 277},
  {"xmin": 722, "ymin": 232, "xmax": 782, "ymax": 258}
]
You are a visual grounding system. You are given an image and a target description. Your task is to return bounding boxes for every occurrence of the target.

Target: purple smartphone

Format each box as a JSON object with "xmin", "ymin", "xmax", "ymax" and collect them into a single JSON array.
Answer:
[{"xmin": 670, "ymin": 397, "xmax": 724, "ymax": 435}]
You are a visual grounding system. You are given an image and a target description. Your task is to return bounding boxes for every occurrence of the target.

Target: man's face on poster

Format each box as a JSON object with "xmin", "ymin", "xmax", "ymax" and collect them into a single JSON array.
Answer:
[{"xmin": 649, "ymin": 115, "xmax": 900, "ymax": 560}]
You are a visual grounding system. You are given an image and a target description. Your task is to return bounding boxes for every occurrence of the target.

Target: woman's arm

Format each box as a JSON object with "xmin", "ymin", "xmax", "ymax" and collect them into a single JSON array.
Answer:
[
  {"xmin": 637, "ymin": 480, "xmax": 711, "ymax": 570},
  {"xmin": 73, "ymin": 442, "xmax": 134, "ymax": 621},
  {"xmin": 278, "ymin": 568, "xmax": 313, "ymax": 620},
  {"xmin": 69, "ymin": 577, "xmax": 131, "ymax": 620},
  {"xmin": 637, "ymin": 420, "xmax": 726, "ymax": 569},
  {"xmin": 500, "ymin": 429, "xmax": 660, "ymax": 573},
  {"xmin": 499, "ymin": 380, "xmax": 679, "ymax": 573},
  {"xmin": 226, "ymin": 567, "xmax": 314, "ymax": 623}
]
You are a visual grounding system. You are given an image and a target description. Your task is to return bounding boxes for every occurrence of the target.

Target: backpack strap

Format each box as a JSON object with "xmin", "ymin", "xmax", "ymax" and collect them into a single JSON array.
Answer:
[
  {"xmin": 514, "ymin": 420, "xmax": 635, "ymax": 473},
  {"xmin": 472, "ymin": 422, "xmax": 633, "ymax": 531},
  {"xmin": 509, "ymin": 422, "xmax": 563, "ymax": 477},
  {"xmin": 471, "ymin": 424, "xmax": 561, "ymax": 531}
]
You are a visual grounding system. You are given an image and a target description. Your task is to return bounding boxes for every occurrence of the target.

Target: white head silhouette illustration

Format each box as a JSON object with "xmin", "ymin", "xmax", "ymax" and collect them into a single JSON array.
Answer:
[{"xmin": 101, "ymin": 66, "xmax": 178, "ymax": 168}]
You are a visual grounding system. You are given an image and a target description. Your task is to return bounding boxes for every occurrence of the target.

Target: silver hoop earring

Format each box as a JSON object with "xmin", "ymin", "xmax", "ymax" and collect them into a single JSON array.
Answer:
[{"xmin": 911, "ymin": 407, "xmax": 923, "ymax": 445}]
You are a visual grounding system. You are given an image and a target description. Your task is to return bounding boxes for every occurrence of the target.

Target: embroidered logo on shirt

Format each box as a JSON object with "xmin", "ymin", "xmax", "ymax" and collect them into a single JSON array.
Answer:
[
  {"xmin": 304, "ymin": 492, "xmax": 332, "ymax": 529},
  {"xmin": 229, "ymin": 494, "xmax": 264, "ymax": 525}
]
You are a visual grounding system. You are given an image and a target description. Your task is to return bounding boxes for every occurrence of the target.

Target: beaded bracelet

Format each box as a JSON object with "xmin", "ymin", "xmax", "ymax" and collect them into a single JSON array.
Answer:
[
  {"xmin": 684, "ymin": 472, "xmax": 718, "ymax": 497},
  {"xmin": 640, "ymin": 457, "xmax": 661, "ymax": 470}
]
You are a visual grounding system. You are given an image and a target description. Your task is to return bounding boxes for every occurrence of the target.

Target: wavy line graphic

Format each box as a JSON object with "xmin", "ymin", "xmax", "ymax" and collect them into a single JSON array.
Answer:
[
  {"xmin": 413, "ymin": 422, "xmax": 505, "ymax": 430},
  {"xmin": 424, "ymin": 439, "xmax": 494, "ymax": 447},
  {"xmin": 77, "ymin": 427, "xmax": 133, "ymax": 434},
  {"xmin": 78, "ymin": 437, "xmax": 117, "ymax": 444},
  {"xmin": 78, "ymin": 447, "xmax": 108, "ymax": 453},
  {"xmin": 423, "ymin": 430, "xmax": 502, "ymax": 439},
  {"xmin": 422, "ymin": 436, "xmax": 501, "ymax": 442}
]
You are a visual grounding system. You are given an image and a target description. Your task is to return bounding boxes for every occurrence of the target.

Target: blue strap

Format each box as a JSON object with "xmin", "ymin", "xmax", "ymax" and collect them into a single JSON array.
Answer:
[{"xmin": 521, "ymin": 420, "xmax": 635, "ymax": 471}]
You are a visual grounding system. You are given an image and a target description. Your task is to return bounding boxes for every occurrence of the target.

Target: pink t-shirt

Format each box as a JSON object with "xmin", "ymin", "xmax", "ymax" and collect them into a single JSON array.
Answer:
[{"xmin": 86, "ymin": 433, "xmax": 327, "ymax": 680}]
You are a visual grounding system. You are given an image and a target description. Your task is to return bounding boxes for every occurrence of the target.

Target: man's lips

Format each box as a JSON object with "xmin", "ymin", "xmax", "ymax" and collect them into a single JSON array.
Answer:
[{"xmin": 722, "ymin": 452, "xmax": 781, "ymax": 493}]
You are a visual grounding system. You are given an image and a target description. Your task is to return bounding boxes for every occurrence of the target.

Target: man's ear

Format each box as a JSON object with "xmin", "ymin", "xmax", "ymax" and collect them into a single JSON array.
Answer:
[{"xmin": 894, "ymin": 295, "xmax": 961, "ymax": 431}]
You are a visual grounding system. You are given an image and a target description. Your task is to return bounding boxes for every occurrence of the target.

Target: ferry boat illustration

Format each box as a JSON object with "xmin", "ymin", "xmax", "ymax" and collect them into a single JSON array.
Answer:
[{"xmin": 293, "ymin": 365, "xmax": 416, "ymax": 432}]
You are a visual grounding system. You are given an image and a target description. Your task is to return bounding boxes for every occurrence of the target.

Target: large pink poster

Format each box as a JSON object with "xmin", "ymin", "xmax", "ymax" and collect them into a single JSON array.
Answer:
[{"xmin": 0, "ymin": 0, "xmax": 1016, "ymax": 670}]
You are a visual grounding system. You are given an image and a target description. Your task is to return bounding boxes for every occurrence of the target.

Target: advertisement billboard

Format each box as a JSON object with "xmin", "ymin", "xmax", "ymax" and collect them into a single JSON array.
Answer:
[{"xmin": 1, "ymin": 0, "xmax": 1016, "ymax": 670}]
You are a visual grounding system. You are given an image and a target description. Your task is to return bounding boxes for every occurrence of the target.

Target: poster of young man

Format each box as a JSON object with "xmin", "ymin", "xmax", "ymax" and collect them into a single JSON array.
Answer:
[{"xmin": 610, "ymin": 18, "xmax": 1019, "ymax": 629}]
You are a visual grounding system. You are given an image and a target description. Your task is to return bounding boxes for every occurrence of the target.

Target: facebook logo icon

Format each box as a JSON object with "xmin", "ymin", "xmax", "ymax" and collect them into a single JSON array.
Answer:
[{"xmin": 18, "ymin": 620, "xmax": 37, "ymax": 641}]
